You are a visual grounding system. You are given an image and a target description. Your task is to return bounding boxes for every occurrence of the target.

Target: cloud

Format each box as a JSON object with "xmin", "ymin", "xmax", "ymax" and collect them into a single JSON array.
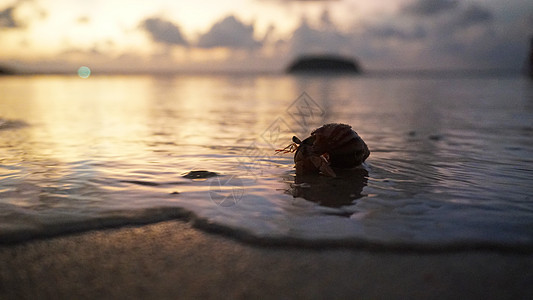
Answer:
[
  {"xmin": 400, "ymin": 0, "xmax": 494, "ymax": 30},
  {"xmin": 0, "ymin": 0, "xmax": 47, "ymax": 29},
  {"xmin": 140, "ymin": 17, "xmax": 188, "ymax": 46},
  {"xmin": 319, "ymin": 9, "xmax": 333, "ymax": 28},
  {"xmin": 456, "ymin": 4, "xmax": 493, "ymax": 28},
  {"xmin": 392, "ymin": 1, "xmax": 496, "ymax": 39},
  {"xmin": 366, "ymin": 24, "xmax": 426, "ymax": 41},
  {"xmin": 132, "ymin": 2, "xmax": 529, "ymax": 71},
  {"xmin": 394, "ymin": 1, "xmax": 522, "ymax": 69},
  {"xmin": 281, "ymin": 2, "xmax": 521, "ymax": 70},
  {"xmin": 258, "ymin": 0, "xmax": 339, "ymax": 2},
  {"xmin": 77, "ymin": 16, "xmax": 90, "ymax": 24},
  {"xmin": 0, "ymin": 6, "xmax": 20, "ymax": 28},
  {"xmin": 3, "ymin": 0, "xmax": 527, "ymax": 73},
  {"xmin": 197, "ymin": 16, "xmax": 261, "ymax": 49},
  {"xmin": 403, "ymin": 0, "xmax": 458, "ymax": 16},
  {"xmin": 288, "ymin": 17, "xmax": 352, "ymax": 56}
]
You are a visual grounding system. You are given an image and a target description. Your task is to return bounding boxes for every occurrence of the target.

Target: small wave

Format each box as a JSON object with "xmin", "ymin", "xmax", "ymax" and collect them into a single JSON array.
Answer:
[
  {"xmin": 0, "ymin": 206, "xmax": 192, "ymax": 244},
  {"xmin": 2, "ymin": 204, "xmax": 533, "ymax": 253}
]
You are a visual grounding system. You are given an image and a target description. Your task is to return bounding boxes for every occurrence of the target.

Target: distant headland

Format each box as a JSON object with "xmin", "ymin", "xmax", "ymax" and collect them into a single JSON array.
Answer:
[
  {"xmin": 0, "ymin": 66, "xmax": 15, "ymax": 76},
  {"xmin": 286, "ymin": 55, "xmax": 362, "ymax": 74}
]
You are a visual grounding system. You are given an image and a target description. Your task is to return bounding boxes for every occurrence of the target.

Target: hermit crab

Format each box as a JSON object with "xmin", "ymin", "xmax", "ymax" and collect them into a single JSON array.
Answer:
[{"xmin": 276, "ymin": 123, "xmax": 370, "ymax": 177}]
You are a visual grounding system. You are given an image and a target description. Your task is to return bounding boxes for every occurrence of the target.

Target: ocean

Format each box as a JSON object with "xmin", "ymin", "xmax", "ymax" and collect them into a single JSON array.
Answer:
[{"xmin": 1, "ymin": 73, "xmax": 532, "ymax": 249}]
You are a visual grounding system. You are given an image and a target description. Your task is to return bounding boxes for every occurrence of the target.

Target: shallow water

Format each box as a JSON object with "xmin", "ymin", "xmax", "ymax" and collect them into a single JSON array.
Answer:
[{"xmin": 1, "ymin": 74, "xmax": 533, "ymax": 248}]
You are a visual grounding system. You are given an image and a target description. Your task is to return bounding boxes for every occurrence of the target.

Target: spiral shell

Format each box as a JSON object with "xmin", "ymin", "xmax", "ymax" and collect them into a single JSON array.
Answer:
[
  {"xmin": 310, "ymin": 123, "xmax": 370, "ymax": 168},
  {"xmin": 293, "ymin": 123, "xmax": 370, "ymax": 176}
]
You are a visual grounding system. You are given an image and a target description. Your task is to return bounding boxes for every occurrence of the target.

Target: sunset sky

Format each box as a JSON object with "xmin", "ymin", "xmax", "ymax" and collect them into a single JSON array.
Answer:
[{"xmin": 1, "ymin": 0, "xmax": 532, "ymax": 73}]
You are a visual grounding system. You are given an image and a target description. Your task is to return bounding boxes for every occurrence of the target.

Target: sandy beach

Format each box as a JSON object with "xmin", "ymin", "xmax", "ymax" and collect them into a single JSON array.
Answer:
[{"xmin": 1, "ymin": 220, "xmax": 532, "ymax": 299}]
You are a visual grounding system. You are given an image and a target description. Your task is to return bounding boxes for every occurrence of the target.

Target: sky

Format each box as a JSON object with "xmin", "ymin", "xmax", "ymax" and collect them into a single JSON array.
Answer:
[{"xmin": 0, "ymin": 0, "xmax": 532, "ymax": 73}]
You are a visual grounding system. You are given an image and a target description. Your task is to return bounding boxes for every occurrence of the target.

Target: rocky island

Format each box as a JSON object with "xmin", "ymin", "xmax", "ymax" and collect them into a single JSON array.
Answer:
[
  {"xmin": 286, "ymin": 55, "xmax": 361, "ymax": 74},
  {"xmin": 0, "ymin": 66, "xmax": 15, "ymax": 75}
]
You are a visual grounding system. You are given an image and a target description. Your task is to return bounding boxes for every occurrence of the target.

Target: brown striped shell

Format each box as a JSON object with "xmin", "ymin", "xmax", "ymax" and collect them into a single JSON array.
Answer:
[
  {"xmin": 293, "ymin": 123, "xmax": 370, "ymax": 176},
  {"xmin": 310, "ymin": 123, "xmax": 370, "ymax": 168}
]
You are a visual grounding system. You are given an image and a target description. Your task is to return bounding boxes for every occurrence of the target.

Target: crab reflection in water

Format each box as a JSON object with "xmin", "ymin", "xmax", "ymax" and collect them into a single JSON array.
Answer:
[{"xmin": 287, "ymin": 167, "xmax": 368, "ymax": 208}]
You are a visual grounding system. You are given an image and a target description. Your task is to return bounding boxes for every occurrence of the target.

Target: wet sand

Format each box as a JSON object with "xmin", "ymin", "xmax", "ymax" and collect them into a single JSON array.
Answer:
[{"xmin": 1, "ymin": 220, "xmax": 532, "ymax": 299}]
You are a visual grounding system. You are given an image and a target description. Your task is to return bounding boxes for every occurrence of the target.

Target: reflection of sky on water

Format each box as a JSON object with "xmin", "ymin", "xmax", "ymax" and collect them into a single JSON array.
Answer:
[{"xmin": 0, "ymin": 75, "xmax": 532, "ymax": 247}]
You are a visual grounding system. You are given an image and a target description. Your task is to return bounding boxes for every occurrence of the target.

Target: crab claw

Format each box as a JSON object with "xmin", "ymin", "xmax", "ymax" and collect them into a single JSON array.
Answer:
[
  {"xmin": 309, "ymin": 156, "xmax": 336, "ymax": 177},
  {"xmin": 292, "ymin": 136, "xmax": 302, "ymax": 144}
]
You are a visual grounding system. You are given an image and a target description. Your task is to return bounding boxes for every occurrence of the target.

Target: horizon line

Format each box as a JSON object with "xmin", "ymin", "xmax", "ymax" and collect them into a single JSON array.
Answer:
[{"xmin": 0, "ymin": 68, "xmax": 525, "ymax": 78}]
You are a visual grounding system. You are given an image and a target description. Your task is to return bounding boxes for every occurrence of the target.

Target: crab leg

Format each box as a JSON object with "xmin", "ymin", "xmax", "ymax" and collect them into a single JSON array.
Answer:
[{"xmin": 309, "ymin": 156, "xmax": 336, "ymax": 177}]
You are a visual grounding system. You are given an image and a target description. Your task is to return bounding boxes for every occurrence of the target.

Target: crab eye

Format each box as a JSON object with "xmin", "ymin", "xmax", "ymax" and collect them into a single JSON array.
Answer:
[{"xmin": 292, "ymin": 136, "xmax": 302, "ymax": 144}]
